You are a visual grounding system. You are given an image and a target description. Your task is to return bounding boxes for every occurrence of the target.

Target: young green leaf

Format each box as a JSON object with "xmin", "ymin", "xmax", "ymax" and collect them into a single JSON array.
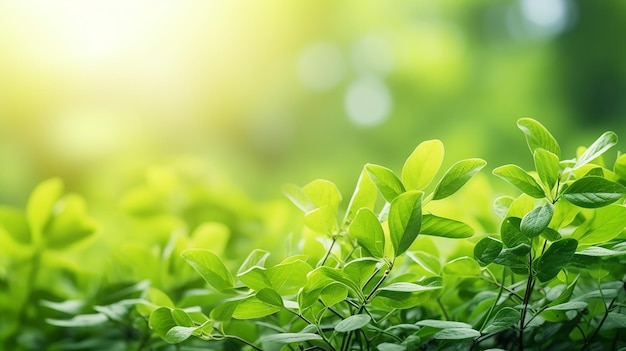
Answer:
[
  {"xmin": 401, "ymin": 139, "xmax": 444, "ymax": 191},
  {"xmin": 303, "ymin": 179, "xmax": 342, "ymax": 211},
  {"xmin": 237, "ymin": 249, "xmax": 270, "ymax": 276},
  {"xmin": 238, "ymin": 266, "xmax": 271, "ymax": 291},
  {"xmin": 416, "ymin": 320, "xmax": 473, "ymax": 329},
  {"xmin": 256, "ymin": 288, "xmax": 284, "ymax": 308},
  {"xmin": 343, "ymin": 258, "xmax": 379, "ymax": 288},
  {"xmin": 43, "ymin": 194, "xmax": 98, "ymax": 249},
  {"xmin": 365, "ymin": 164, "xmax": 406, "ymax": 202},
  {"xmin": 443, "ymin": 256, "xmax": 481, "ymax": 276},
  {"xmin": 535, "ymin": 238, "xmax": 578, "ymax": 282},
  {"xmin": 432, "ymin": 158, "xmax": 486, "ymax": 200},
  {"xmin": 0, "ymin": 207, "xmax": 31, "ymax": 245},
  {"xmin": 304, "ymin": 206, "xmax": 337, "ymax": 234},
  {"xmin": 420, "ymin": 214, "xmax": 474, "ymax": 238},
  {"xmin": 388, "ymin": 190, "xmax": 423, "ymax": 256},
  {"xmin": 319, "ymin": 283, "xmax": 349, "ymax": 306},
  {"xmin": 27, "ymin": 178, "xmax": 64, "ymax": 245},
  {"xmin": 541, "ymin": 302, "xmax": 588, "ymax": 322},
  {"xmin": 520, "ymin": 202, "xmax": 554, "ymax": 238},
  {"xmin": 534, "ymin": 148, "xmax": 560, "ymax": 192},
  {"xmin": 517, "ymin": 118, "xmax": 561, "ymax": 157},
  {"xmin": 149, "ymin": 307, "xmax": 176, "ymax": 340},
  {"xmin": 171, "ymin": 308, "xmax": 195, "ymax": 327},
  {"xmin": 474, "ymin": 236, "xmax": 503, "ymax": 266},
  {"xmin": 613, "ymin": 153, "xmax": 626, "ymax": 180},
  {"xmin": 334, "ymin": 314, "xmax": 371, "ymax": 333},
  {"xmin": 574, "ymin": 131, "xmax": 618, "ymax": 169},
  {"xmin": 282, "ymin": 183, "xmax": 314, "ymax": 213},
  {"xmin": 344, "ymin": 167, "xmax": 377, "ymax": 223},
  {"xmin": 266, "ymin": 259, "xmax": 312, "ymax": 295},
  {"xmin": 493, "ymin": 165, "xmax": 546, "ymax": 198},
  {"xmin": 232, "ymin": 296, "xmax": 282, "ymax": 319},
  {"xmin": 562, "ymin": 176, "xmax": 626, "ymax": 208},
  {"xmin": 349, "ymin": 208, "xmax": 385, "ymax": 258},
  {"xmin": 181, "ymin": 249, "xmax": 234, "ymax": 293},
  {"xmin": 572, "ymin": 204, "xmax": 626, "ymax": 246},
  {"xmin": 165, "ymin": 326, "xmax": 196, "ymax": 343}
]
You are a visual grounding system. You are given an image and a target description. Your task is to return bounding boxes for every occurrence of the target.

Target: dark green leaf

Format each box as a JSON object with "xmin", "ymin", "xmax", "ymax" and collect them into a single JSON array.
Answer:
[
  {"xmin": 181, "ymin": 249, "xmax": 234, "ymax": 292},
  {"xmin": 562, "ymin": 176, "xmax": 626, "ymax": 208},
  {"xmin": 520, "ymin": 202, "xmax": 554, "ymax": 238},
  {"xmin": 500, "ymin": 217, "xmax": 529, "ymax": 248},
  {"xmin": 536, "ymin": 239, "xmax": 578, "ymax": 282},
  {"xmin": 389, "ymin": 190, "xmax": 423, "ymax": 256},
  {"xmin": 349, "ymin": 208, "xmax": 385, "ymax": 258},
  {"xmin": 334, "ymin": 314, "xmax": 371, "ymax": 333},
  {"xmin": 482, "ymin": 307, "xmax": 520, "ymax": 334},
  {"xmin": 401, "ymin": 139, "xmax": 444, "ymax": 191},
  {"xmin": 433, "ymin": 328, "xmax": 480, "ymax": 340},
  {"xmin": 517, "ymin": 118, "xmax": 561, "ymax": 157},
  {"xmin": 365, "ymin": 164, "xmax": 406, "ymax": 202},
  {"xmin": 474, "ymin": 237, "xmax": 503, "ymax": 266},
  {"xmin": 420, "ymin": 214, "xmax": 474, "ymax": 238},
  {"xmin": 493, "ymin": 165, "xmax": 545, "ymax": 198},
  {"xmin": 574, "ymin": 131, "xmax": 618, "ymax": 169},
  {"xmin": 432, "ymin": 158, "xmax": 486, "ymax": 200},
  {"xmin": 541, "ymin": 227, "xmax": 561, "ymax": 241}
]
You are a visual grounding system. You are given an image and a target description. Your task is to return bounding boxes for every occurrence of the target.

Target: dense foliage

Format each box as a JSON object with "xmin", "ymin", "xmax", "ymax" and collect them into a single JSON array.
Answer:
[{"xmin": 1, "ymin": 118, "xmax": 625, "ymax": 350}]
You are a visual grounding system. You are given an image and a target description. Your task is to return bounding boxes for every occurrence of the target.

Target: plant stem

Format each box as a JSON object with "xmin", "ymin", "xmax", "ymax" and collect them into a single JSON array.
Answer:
[
  {"xmin": 221, "ymin": 334, "xmax": 263, "ymax": 351},
  {"xmin": 319, "ymin": 235, "xmax": 338, "ymax": 267},
  {"xmin": 519, "ymin": 253, "xmax": 535, "ymax": 351},
  {"xmin": 580, "ymin": 297, "xmax": 617, "ymax": 351}
]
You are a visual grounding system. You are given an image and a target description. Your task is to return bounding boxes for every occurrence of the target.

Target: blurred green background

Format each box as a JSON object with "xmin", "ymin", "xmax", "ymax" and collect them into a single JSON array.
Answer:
[{"xmin": 1, "ymin": 0, "xmax": 625, "ymax": 206}]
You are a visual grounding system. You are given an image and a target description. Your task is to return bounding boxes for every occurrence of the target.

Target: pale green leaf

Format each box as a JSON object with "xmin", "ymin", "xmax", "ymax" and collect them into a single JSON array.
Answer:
[
  {"xmin": 259, "ymin": 333, "xmax": 323, "ymax": 345},
  {"xmin": 334, "ymin": 314, "xmax": 371, "ymax": 333},
  {"xmin": 517, "ymin": 118, "xmax": 561, "ymax": 157},
  {"xmin": 344, "ymin": 167, "xmax": 377, "ymax": 222},
  {"xmin": 282, "ymin": 183, "xmax": 314, "ymax": 213},
  {"xmin": 303, "ymin": 179, "xmax": 342, "ymax": 211},
  {"xmin": 534, "ymin": 148, "xmax": 560, "ymax": 191},
  {"xmin": 388, "ymin": 190, "xmax": 423, "ymax": 256},
  {"xmin": 401, "ymin": 139, "xmax": 444, "ymax": 191},
  {"xmin": 574, "ymin": 131, "xmax": 618, "ymax": 169},
  {"xmin": 433, "ymin": 328, "xmax": 480, "ymax": 340},
  {"xmin": 443, "ymin": 256, "xmax": 481, "ymax": 276},
  {"xmin": 232, "ymin": 296, "xmax": 282, "ymax": 319},
  {"xmin": 365, "ymin": 164, "xmax": 406, "ymax": 202},
  {"xmin": 349, "ymin": 208, "xmax": 385, "ymax": 258},
  {"xmin": 493, "ymin": 165, "xmax": 545, "ymax": 198},
  {"xmin": 181, "ymin": 249, "xmax": 234, "ymax": 292},
  {"xmin": 256, "ymin": 288, "xmax": 284, "ymax": 308},
  {"xmin": 432, "ymin": 158, "xmax": 486, "ymax": 200},
  {"xmin": 420, "ymin": 214, "xmax": 474, "ymax": 238},
  {"xmin": 27, "ymin": 178, "xmax": 64, "ymax": 245}
]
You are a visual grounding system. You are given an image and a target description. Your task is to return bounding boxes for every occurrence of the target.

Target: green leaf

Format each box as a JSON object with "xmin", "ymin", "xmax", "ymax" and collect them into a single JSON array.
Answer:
[
  {"xmin": 377, "ymin": 343, "xmax": 406, "ymax": 351},
  {"xmin": 541, "ymin": 302, "xmax": 587, "ymax": 322},
  {"xmin": 237, "ymin": 249, "xmax": 270, "ymax": 276},
  {"xmin": 572, "ymin": 204, "xmax": 626, "ymax": 246},
  {"xmin": 171, "ymin": 309, "xmax": 194, "ymax": 327},
  {"xmin": 536, "ymin": 238, "xmax": 578, "ymax": 282},
  {"xmin": 388, "ymin": 190, "xmax": 423, "ymax": 256},
  {"xmin": 534, "ymin": 148, "xmax": 560, "ymax": 191},
  {"xmin": 433, "ymin": 328, "xmax": 480, "ymax": 340},
  {"xmin": 259, "ymin": 333, "xmax": 323, "ymax": 345},
  {"xmin": 43, "ymin": 194, "xmax": 98, "ymax": 249},
  {"xmin": 420, "ymin": 214, "xmax": 474, "ymax": 238},
  {"xmin": 0, "ymin": 207, "xmax": 30, "ymax": 245},
  {"xmin": 432, "ymin": 158, "xmax": 486, "ymax": 200},
  {"xmin": 365, "ymin": 164, "xmax": 406, "ymax": 202},
  {"xmin": 181, "ymin": 249, "xmax": 234, "ymax": 293},
  {"xmin": 520, "ymin": 202, "xmax": 554, "ymax": 238},
  {"xmin": 27, "ymin": 178, "xmax": 64, "ymax": 245},
  {"xmin": 209, "ymin": 299, "xmax": 240, "ymax": 321},
  {"xmin": 319, "ymin": 283, "xmax": 349, "ymax": 306},
  {"xmin": 304, "ymin": 206, "xmax": 338, "ymax": 234},
  {"xmin": 416, "ymin": 320, "xmax": 472, "ymax": 329},
  {"xmin": 46, "ymin": 313, "xmax": 108, "ymax": 328},
  {"xmin": 401, "ymin": 139, "xmax": 444, "ymax": 191},
  {"xmin": 165, "ymin": 326, "xmax": 196, "ymax": 343},
  {"xmin": 267, "ymin": 259, "xmax": 312, "ymax": 295},
  {"xmin": 334, "ymin": 314, "xmax": 371, "ymax": 333},
  {"xmin": 562, "ymin": 176, "xmax": 626, "ymax": 208},
  {"xmin": 343, "ymin": 258, "xmax": 380, "ymax": 288},
  {"xmin": 344, "ymin": 167, "xmax": 377, "ymax": 222},
  {"xmin": 303, "ymin": 179, "xmax": 342, "ymax": 211},
  {"xmin": 500, "ymin": 217, "xmax": 529, "ymax": 248},
  {"xmin": 493, "ymin": 165, "xmax": 545, "ymax": 198},
  {"xmin": 316, "ymin": 266, "xmax": 362, "ymax": 297},
  {"xmin": 575, "ymin": 246, "xmax": 626, "ymax": 257},
  {"xmin": 256, "ymin": 288, "xmax": 284, "ymax": 308},
  {"xmin": 349, "ymin": 208, "xmax": 385, "ymax": 258},
  {"xmin": 574, "ymin": 131, "xmax": 618, "ymax": 169},
  {"xmin": 614, "ymin": 153, "xmax": 626, "ymax": 180},
  {"xmin": 149, "ymin": 307, "xmax": 176, "ymax": 340},
  {"xmin": 443, "ymin": 256, "xmax": 481, "ymax": 276},
  {"xmin": 282, "ymin": 183, "xmax": 314, "ymax": 213},
  {"xmin": 474, "ymin": 237, "xmax": 503, "ymax": 266},
  {"xmin": 232, "ymin": 296, "xmax": 282, "ymax": 319},
  {"xmin": 482, "ymin": 307, "xmax": 520, "ymax": 334},
  {"xmin": 238, "ymin": 266, "xmax": 271, "ymax": 291},
  {"xmin": 517, "ymin": 118, "xmax": 561, "ymax": 158}
]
